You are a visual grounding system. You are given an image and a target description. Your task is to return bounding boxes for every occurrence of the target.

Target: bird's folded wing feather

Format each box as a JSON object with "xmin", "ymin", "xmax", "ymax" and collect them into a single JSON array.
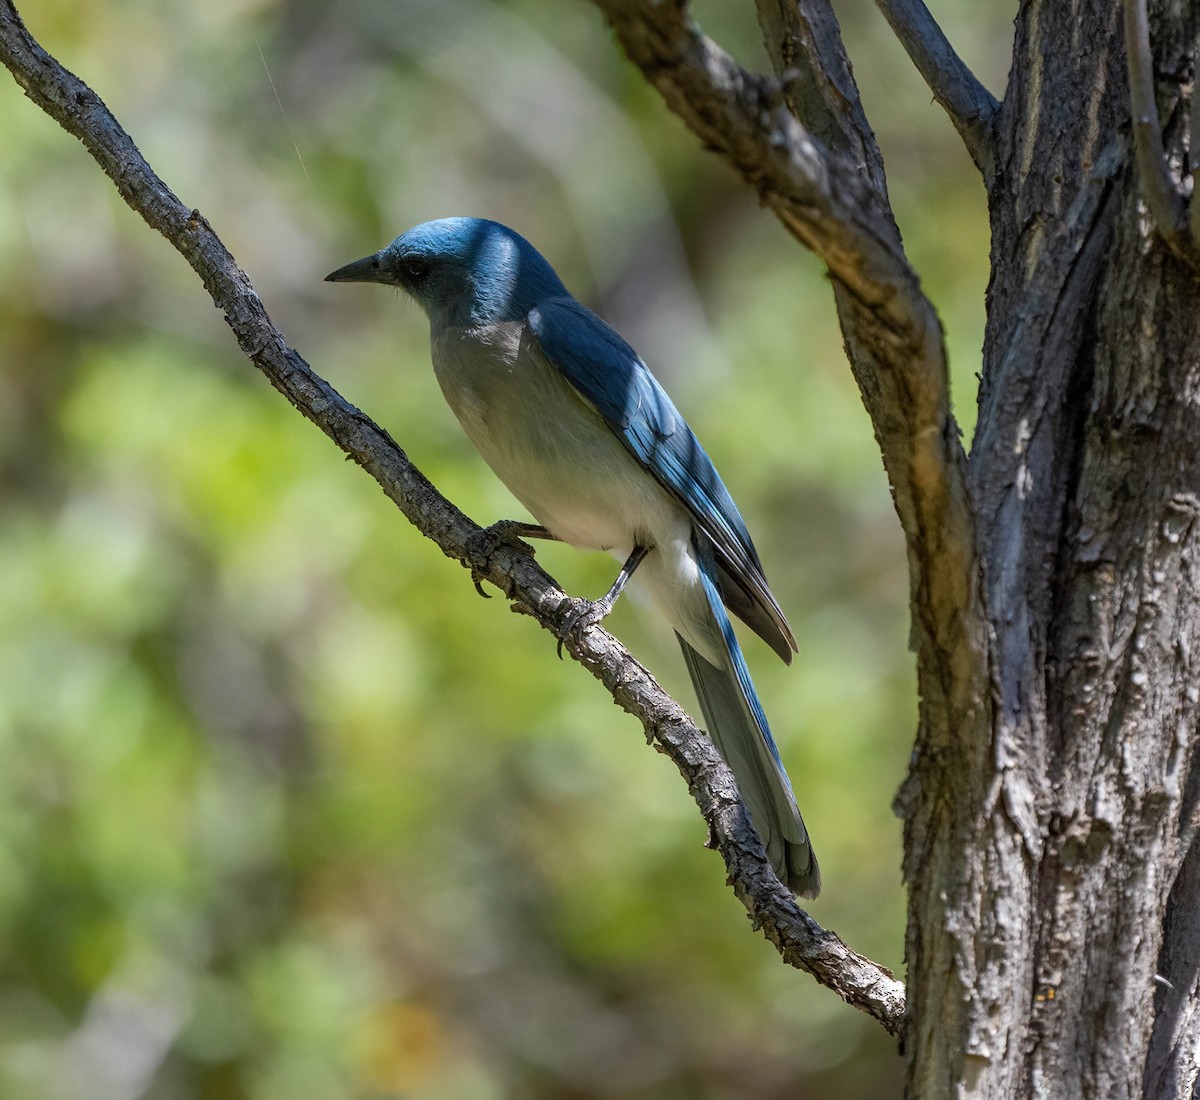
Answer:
[{"xmin": 526, "ymin": 297, "xmax": 796, "ymax": 661}]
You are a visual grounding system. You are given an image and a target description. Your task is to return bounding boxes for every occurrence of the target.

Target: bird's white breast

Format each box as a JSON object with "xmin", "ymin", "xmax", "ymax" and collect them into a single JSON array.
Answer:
[
  {"xmin": 431, "ymin": 322, "xmax": 667, "ymax": 550},
  {"xmin": 429, "ymin": 321, "xmax": 722, "ymax": 664}
]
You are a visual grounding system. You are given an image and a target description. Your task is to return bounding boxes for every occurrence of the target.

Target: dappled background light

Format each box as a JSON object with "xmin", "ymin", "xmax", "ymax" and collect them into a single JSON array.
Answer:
[{"xmin": 0, "ymin": 0, "xmax": 1011, "ymax": 1096}]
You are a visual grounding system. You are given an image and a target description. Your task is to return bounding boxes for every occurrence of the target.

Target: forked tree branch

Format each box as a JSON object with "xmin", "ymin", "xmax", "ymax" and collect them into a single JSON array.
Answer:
[
  {"xmin": 874, "ymin": 0, "xmax": 998, "ymax": 181},
  {"xmin": 593, "ymin": 0, "xmax": 910, "ymax": 314},
  {"xmin": 0, "ymin": 0, "xmax": 906, "ymax": 1034},
  {"xmin": 591, "ymin": 0, "xmax": 989, "ymax": 768}
]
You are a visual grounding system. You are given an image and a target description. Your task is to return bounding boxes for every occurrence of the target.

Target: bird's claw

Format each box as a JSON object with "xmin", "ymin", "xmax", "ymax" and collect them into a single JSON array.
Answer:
[
  {"xmin": 556, "ymin": 596, "xmax": 615, "ymax": 659},
  {"xmin": 466, "ymin": 520, "xmax": 535, "ymax": 599}
]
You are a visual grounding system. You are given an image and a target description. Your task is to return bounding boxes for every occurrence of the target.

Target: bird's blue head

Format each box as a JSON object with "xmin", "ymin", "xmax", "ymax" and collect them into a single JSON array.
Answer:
[{"xmin": 325, "ymin": 217, "xmax": 569, "ymax": 329}]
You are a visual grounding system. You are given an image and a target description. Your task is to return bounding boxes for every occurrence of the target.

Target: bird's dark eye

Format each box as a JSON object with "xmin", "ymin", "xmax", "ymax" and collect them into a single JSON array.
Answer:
[{"xmin": 404, "ymin": 259, "xmax": 430, "ymax": 281}]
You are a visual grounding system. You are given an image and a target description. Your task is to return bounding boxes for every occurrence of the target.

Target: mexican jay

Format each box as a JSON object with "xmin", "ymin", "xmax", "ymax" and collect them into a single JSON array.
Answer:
[{"xmin": 326, "ymin": 217, "xmax": 819, "ymax": 897}]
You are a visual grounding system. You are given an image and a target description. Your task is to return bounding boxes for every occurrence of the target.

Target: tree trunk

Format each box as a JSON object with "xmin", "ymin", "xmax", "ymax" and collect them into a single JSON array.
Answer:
[{"xmin": 903, "ymin": 1, "xmax": 1200, "ymax": 1096}]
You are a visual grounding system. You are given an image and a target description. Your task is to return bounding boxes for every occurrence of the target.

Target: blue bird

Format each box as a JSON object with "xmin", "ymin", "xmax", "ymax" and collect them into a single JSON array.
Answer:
[{"xmin": 326, "ymin": 217, "xmax": 819, "ymax": 897}]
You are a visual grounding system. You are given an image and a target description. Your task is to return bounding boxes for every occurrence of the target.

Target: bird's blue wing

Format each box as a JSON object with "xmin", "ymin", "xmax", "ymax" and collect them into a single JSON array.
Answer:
[
  {"xmin": 527, "ymin": 296, "xmax": 748, "ymax": 554},
  {"xmin": 527, "ymin": 297, "xmax": 796, "ymax": 661}
]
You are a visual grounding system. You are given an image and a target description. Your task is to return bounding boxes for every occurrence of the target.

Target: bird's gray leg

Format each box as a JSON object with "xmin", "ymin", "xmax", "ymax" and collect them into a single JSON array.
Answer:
[
  {"xmin": 468, "ymin": 520, "xmax": 557, "ymax": 597},
  {"xmin": 558, "ymin": 544, "xmax": 650, "ymax": 657}
]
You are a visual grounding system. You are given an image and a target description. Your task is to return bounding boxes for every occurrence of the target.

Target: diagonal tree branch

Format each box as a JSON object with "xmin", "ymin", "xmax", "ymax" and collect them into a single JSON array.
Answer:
[
  {"xmin": 874, "ymin": 0, "xmax": 999, "ymax": 181},
  {"xmin": 593, "ymin": 0, "xmax": 907, "ymax": 313},
  {"xmin": 0, "ymin": 0, "xmax": 905, "ymax": 1034},
  {"xmin": 590, "ymin": 0, "xmax": 989, "ymax": 775}
]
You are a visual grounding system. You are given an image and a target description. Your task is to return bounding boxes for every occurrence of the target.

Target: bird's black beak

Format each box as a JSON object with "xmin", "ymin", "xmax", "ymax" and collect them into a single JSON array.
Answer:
[{"xmin": 324, "ymin": 252, "xmax": 387, "ymax": 284}]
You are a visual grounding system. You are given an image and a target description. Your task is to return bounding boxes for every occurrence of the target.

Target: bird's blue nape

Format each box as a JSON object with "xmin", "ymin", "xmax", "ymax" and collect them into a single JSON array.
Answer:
[{"xmin": 389, "ymin": 217, "xmax": 568, "ymax": 327}]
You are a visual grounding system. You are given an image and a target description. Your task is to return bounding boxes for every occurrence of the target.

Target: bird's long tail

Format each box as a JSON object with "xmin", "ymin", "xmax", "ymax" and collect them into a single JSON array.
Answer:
[{"xmin": 678, "ymin": 544, "xmax": 820, "ymax": 898}]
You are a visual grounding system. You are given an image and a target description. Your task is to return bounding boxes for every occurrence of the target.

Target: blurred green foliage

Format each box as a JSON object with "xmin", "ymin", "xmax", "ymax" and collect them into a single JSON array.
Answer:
[{"xmin": 0, "ymin": 0, "xmax": 1010, "ymax": 1096}]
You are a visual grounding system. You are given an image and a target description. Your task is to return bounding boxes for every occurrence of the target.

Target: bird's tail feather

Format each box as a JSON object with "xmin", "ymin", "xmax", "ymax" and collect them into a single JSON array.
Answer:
[{"xmin": 679, "ymin": 547, "xmax": 820, "ymax": 898}]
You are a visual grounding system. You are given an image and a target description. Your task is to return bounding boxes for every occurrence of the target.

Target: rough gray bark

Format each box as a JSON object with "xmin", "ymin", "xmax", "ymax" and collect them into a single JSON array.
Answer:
[
  {"xmin": 960, "ymin": 1, "xmax": 1200, "ymax": 1094},
  {"xmin": 592, "ymin": 0, "xmax": 1200, "ymax": 1098}
]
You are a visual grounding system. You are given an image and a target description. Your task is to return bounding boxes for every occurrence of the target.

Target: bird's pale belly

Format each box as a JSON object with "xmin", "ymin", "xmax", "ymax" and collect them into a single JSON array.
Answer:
[
  {"xmin": 432, "ymin": 323, "xmax": 684, "ymax": 553},
  {"xmin": 459, "ymin": 386, "xmax": 723, "ymax": 662},
  {"xmin": 431, "ymin": 322, "xmax": 722, "ymax": 664},
  {"xmin": 465, "ymin": 397, "xmax": 675, "ymax": 554}
]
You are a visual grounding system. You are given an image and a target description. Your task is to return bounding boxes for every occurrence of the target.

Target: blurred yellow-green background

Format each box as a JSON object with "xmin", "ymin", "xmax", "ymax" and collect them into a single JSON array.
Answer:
[{"xmin": 0, "ymin": 1, "xmax": 1009, "ymax": 1097}]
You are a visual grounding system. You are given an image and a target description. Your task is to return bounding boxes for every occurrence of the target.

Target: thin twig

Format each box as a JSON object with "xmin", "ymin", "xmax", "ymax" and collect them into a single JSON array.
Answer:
[
  {"xmin": 874, "ymin": 0, "xmax": 999, "ymax": 181},
  {"xmin": 0, "ymin": 0, "xmax": 906, "ymax": 1034},
  {"xmin": 1123, "ymin": 0, "xmax": 1190, "ymax": 254}
]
